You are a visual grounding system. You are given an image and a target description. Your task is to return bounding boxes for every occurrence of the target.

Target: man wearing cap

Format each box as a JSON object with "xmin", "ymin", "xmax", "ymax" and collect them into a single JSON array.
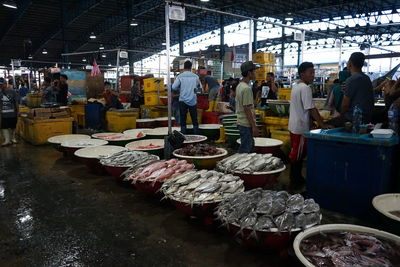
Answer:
[
  {"xmin": 0, "ymin": 78, "xmax": 19, "ymax": 146},
  {"xmin": 236, "ymin": 61, "xmax": 259, "ymax": 153}
]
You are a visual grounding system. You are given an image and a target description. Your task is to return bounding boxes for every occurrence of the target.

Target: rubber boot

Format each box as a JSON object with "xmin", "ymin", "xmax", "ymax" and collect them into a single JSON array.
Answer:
[
  {"xmin": 1, "ymin": 129, "xmax": 11, "ymax": 146},
  {"xmin": 10, "ymin": 129, "xmax": 18, "ymax": 144},
  {"xmin": 206, "ymin": 101, "xmax": 215, "ymax": 112}
]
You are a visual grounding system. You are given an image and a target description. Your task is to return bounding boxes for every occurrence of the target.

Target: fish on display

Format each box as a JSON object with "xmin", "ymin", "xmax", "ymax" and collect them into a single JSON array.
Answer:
[
  {"xmin": 216, "ymin": 188, "xmax": 321, "ymax": 236},
  {"xmin": 124, "ymin": 159, "xmax": 194, "ymax": 185},
  {"xmin": 161, "ymin": 170, "xmax": 244, "ymax": 206},
  {"xmin": 300, "ymin": 231, "xmax": 400, "ymax": 266},
  {"xmin": 216, "ymin": 153, "xmax": 284, "ymax": 174},
  {"xmin": 100, "ymin": 150, "xmax": 159, "ymax": 168}
]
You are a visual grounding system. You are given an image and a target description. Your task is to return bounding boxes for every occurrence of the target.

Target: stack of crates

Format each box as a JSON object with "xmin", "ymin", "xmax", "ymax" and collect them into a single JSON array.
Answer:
[
  {"xmin": 278, "ymin": 88, "xmax": 292, "ymax": 100},
  {"xmin": 253, "ymin": 53, "xmax": 275, "ymax": 84},
  {"xmin": 143, "ymin": 78, "xmax": 166, "ymax": 106}
]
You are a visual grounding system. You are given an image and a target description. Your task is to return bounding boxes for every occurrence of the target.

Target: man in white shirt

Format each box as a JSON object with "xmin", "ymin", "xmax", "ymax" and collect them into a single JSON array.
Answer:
[{"xmin": 288, "ymin": 62, "xmax": 329, "ymax": 187}]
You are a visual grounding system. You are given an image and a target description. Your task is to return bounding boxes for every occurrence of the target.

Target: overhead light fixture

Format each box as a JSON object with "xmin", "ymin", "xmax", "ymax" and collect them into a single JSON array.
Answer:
[
  {"xmin": 99, "ymin": 44, "xmax": 104, "ymax": 50},
  {"xmin": 28, "ymin": 54, "xmax": 33, "ymax": 59},
  {"xmin": 101, "ymin": 54, "xmax": 106, "ymax": 58},
  {"xmin": 2, "ymin": 0, "xmax": 17, "ymax": 9},
  {"xmin": 130, "ymin": 19, "xmax": 138, "ymax": 26},
  {"xmin": 162, "ymin": 42, "xmax": 166, "ymax": 46},
  {"xmin": 108, "ymin": 63, "xmax": 111, "ymax": 67},
  {"xmin": 42, "ymin": 49, "xmax": 48, "ymax": 55},
  {"xmin": 89, "ymin": 32, "xmax": 96, "ymax": 39},
  {"xmin": 82, "ymin": 58, "xmax": 87, "ymax": 62},
  {"xmin": 285, "ymin": 17, "xmax": 293, "ymax": 21},
  {"xmin": 338, "ymin": 31, "xmax": 346, "ymax": 34},
  {"xmin": 200, "ymin": 0, "xmax": 210, "ymax": 2}
]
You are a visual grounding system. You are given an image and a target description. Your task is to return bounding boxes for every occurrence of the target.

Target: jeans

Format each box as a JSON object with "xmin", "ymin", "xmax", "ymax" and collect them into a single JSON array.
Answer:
[
  {"xmin": 172, "ymin": 99, "xmax": 180, "ymax": 126},
  {"xmin": 238, "ymin": 125, "xmax": 254, "ymax": 153},
  {"xmin": 179, "ymin": 101, "xmax": 199, "ymax": 134}
]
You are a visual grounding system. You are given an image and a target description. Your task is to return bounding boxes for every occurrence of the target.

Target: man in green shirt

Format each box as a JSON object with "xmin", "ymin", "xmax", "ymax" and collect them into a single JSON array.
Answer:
[{"xmin": 236, "ymin": 61, "xmax": 259, "ymax": 153}]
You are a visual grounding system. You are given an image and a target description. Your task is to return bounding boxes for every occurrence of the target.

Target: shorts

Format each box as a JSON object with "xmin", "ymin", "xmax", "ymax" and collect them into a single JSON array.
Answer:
[
  {"xmin": 238, "ymin": 125, "xmax": 254, "ymax": 153},
  {"xmin": 208, "ymin": 87, "xmax": 219, "ymax": 101},
  {"xmin": 1, "ymin": 117, "xmax": 17, "ymax": 129},
  {"xmin": 289, "ymin": 132, "xmax": 307, "ymax": 163}
]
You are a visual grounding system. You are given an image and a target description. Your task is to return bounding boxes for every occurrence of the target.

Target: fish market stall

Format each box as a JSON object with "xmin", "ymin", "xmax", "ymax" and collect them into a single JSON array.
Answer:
[
  {"xmin": 216, "ymin": 189, "xmax": 321, "ymax": 253},
  {"xmin": 124, "ymin": 159, "xmax": 194, "ymax": 195},
  {"xmin": 305, "ymin": 128, "xmax": 399, "ymax": 219},
  {"xmin": 216, "ymin": 153, "xmax": 286, "ymax": 189},
  {"xmin": 161, "ymin": 170, "xmax": 245, "ymax": 225},
  {"xmin": 294, "ymin": 224, "xmax": 400, "ymax": 266},
  {"xmin": 99, "ymin": 150, "xmax": 159, "ymax": 180},
  {"xmin": 125, "ymin": 139, "xmax": 165, "ymax": 157}
]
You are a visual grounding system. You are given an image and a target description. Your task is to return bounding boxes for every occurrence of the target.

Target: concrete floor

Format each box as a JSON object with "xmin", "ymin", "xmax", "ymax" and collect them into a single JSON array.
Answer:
[{"xmin": 0, "ymin": 142, "xmax": 365, "ymax": 267}]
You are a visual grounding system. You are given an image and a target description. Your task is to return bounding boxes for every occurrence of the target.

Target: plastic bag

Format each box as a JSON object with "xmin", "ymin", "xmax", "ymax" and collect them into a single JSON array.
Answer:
[
  {"xmin": 274, "ymin": 212, "xmax": 295, "ymax": 231},
  {"xmin": 286, "ymin": 194, "xmax": 305, "ymax": 213},
  {"xmin": 303, "ymin": 199, "xmax": 320, "ymax": 214}
]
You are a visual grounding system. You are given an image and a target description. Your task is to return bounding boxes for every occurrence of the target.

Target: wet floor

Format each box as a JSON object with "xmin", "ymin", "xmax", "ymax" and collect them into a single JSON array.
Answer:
[{"xmin": 0, "ymin": 143, "xmax": 366, "ymax": 267}]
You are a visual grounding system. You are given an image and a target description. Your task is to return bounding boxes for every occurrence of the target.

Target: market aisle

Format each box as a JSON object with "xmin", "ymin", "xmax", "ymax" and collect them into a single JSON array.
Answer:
[{"xmin": 0, "ymin": 144, "xmax": 288, "ymax": 267}]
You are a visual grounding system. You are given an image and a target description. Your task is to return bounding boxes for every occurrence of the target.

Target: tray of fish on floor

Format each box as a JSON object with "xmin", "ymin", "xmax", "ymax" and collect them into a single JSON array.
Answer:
[
  {"xmin": 161, "ymin": 170, "xmax": 245, "ymax": 220},
  {"xmin": 100, "ymin": 150, "xmax": 159, "ymax": 180},
  {"xmin": 216, "ymin": 153, "xmax": 286, "ymax": 189},
  {"xmin": 123, "ymin": 159, "xmax": 195, "ymax": 195}
]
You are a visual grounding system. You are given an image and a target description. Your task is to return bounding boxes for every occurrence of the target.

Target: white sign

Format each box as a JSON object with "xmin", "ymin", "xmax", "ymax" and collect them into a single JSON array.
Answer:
[
  {"xmin": 119, "ymin": 50, "xmax": 128, "ymax": 59},
  {"xmin": 169, "ymin": 5, "xmax": 185, "ymax": 21},
  {"xmin": 294, "ymin": 31, "xmax": 305, "ymax": 42}
]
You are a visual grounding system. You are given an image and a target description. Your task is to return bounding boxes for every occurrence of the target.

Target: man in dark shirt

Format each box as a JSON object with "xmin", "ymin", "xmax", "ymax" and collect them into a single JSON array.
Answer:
[
  {"xmin": 57, "ymin": 74, "xmax": 69, "ymax": 106},
  {"xmin": 257, "ymin": 72, "xmax": 278, "ymax": 107},
  {"xmin": 341, "ymin": 52, "xmax": 374, "ymax": 123}
]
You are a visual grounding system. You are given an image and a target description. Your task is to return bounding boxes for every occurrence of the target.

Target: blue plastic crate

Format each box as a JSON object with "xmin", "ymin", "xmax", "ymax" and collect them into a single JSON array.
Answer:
[{"xmin": 305, "ymin": 128, "xmax": 399, "ymax": 219}]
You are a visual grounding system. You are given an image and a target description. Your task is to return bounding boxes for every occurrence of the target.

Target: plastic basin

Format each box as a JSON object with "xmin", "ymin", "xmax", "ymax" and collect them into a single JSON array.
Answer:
[
  {"xmin": 226, "ymin": 133, "xmax": 240, "ymax": 146},
  {"xmin": 373, "ymin": 193, "xmax": 400, "ymax": 235},
  {"xmin": 74, "ymin": 145, "xmax": 127, "ymax": 175},
  {"xmin": 48, "ymin": 134, "xmax": 91, "ymax": 153},
  {"xmin": 237, "ymin": 137, "xmax": 283, "ymax": 155},
  {"xmin": 123, "ymin": 129, "xmax": 148, "ymax": 139},
  {"xmin": 233, "ymin": 165, "xmax": 286, "ymax": 190},
  {"xmin": 172, "ymin": 198, "xmax": 220, "ymax": 226},
  {"xmin": 172, "ymin": 148, "xmax": 228, "ymax": 169},
  {"xmin": 155, "ymin": 117, "xmax": 176, "ymax": 127},
  {"xmin": 159, "ymin": 96, "xmax": 168, "ymax": 105},
  {"xmin": 93, "ymin": 133, "xmax": 141, "ymax": 147},
  {"xmin": 293, "ymin": 224, "xmax": 400, "ymax": 267},
  {"xmin": 136, "ymin": 119, "xmax": 156, "ymax": 129},
  {"xmin": 61, "ymin": 139, "xmax": 108, "ymax": 158},
  {"xmin": 183, "ymin": 135, "xmax": 207, "ymax": 144},
  {"xmin": 143, "ymin": 127, "xmax": 179, "ymax": 139},
  {"xmin": 125, "ymin": 139, "xmax": 164, "ymax": 158},
  {"xmin": 199, "ymin": 124, "xmax": 221, "ymax": 140},
  {"xmin": 103, "ymin": 165, "xmax": 129, "ymax": 180},
  {"xmin": 134, "ymin": 181, "xmax": 163, "ymax": 196}
]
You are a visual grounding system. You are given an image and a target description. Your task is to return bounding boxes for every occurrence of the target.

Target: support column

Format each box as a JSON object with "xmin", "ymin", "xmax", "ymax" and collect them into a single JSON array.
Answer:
[
  {"xmin": 179, "ymin": 22, "xmax": 184, "ymax": 56},
  {"xmin": 248, "ymin": 20, "xmax": 252, "ymax": 60},
  {"xmin": 297, "ymin": 42, "xmax": 301, "ymax": 67},
  {"xmin": 253, "ymin": 20, "xmax": 257, "ymax": 52},
  {"xmin": 220, "ymin": 15, "xmax": 224, "ymax": 78},
  {"xmin": 127, "ymin": 0, "xmax": 133, "ymax": 75},
  {"xmin": 281, "ymin": 26, "xmax": 285, "ymax": 71}
]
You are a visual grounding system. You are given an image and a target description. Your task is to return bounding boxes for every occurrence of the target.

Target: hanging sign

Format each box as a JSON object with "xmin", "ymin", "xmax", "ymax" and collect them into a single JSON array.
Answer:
[
  {"xmin": 169, "ymin": 5, "xmax": 186, "ymax": 21},
  {"xmin": 119, "ymin": 50, "xmax": 128, "ymax": 59}
]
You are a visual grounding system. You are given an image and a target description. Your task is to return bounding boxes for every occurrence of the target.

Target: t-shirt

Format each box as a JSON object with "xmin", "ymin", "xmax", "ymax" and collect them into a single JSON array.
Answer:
[
  {"xmin": 205, "ymin": 76, "xmax": 219, "ymax": 90},
  {"xmin": 0, "ymin": 89, "xmax": 17, "ymax": 118},
  {"xmin": 288, "ymin": 82, "xmax": 315, "ymax": 135},
  {"xmin": 172, "ymin": 71, "xmax": 202, "ymax": 106},
  {"xmin": 344, "ymin": 72, "xmax": 374, "ymax": 123},
  {"xmin": 43, "ymin": 86, "xmax": 58, "ymax": 103},
  {"xmin": 260, "ymin": 82, "xmax": 278, "ymax": 99},
  {"xmin": 57, "ymin": 82, "xmax": 68, "ymax": 106},
  {"xmin": 236, "ymin": 81, "xmax": 255, "ymax": 128}
]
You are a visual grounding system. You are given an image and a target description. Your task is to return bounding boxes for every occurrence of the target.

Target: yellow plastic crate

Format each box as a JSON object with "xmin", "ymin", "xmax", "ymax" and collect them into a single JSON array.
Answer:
[
  {"xmin": 26, "ymin": 94, "xmax": 41, "ymax": 108},
  {"xmin": 278, "ymin": 88, "xmax": 291, "ymax": 100},
  {"xmin": 264, "ymin": 116, "xmax": 289, "ymax": 126},
  {"xmin": 253, "ymin": 53, "xmax": 275, "ymax": 64},
  {"xmin": 106, "ymin": 111, "xmax": 137, "ymax": 132},
  {"xmin": 143, "ymin": 78, "xmax": 165, "ymax": 93},
  {"xmin": 16, "ymin": 118, "xmax": 25, "ymax": 137},
  {"xmin": 270, "ymin": 129, "xmax": 291, "ymax": 156},
  {"xmin": 19, "ymin": 106, "xmax": 30, "ymax": 113},
  {"xmin": 144, "ymin": 92, "xmax": 161, "ymax": 106},
  {"xmin": 25, "ymin": 117, "xmax": 73, "ymax": 145}
]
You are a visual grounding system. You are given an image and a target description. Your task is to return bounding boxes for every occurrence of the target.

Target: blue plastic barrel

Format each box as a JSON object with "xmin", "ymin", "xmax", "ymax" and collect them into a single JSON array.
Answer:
[{"xmin": 85, "ymin": 103, "xmax": 104, "ymax": 130}]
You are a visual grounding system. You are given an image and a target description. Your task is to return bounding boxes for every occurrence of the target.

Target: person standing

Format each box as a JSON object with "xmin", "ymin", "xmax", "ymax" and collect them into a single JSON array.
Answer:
[
  {"xmin": 172, "ymin": 61, "xmax": 202, "ymax": 134},
  {"xmin": 130, "ymin": 80, "xmax": 144, "ymax": 108},
  {"xmin": 257, "ymin": 72, "xmax": 279, "ymax": 107},
  {"xmin": 42, "ymin": 77, "xmax": 58, "ymax": 104},
  {"xmin": 103, "ymin": 82, "xmax": 123, "ymax": 110},
  {"xmin": 201, "ymin": 73, "xmax": 220, "ymax": 111},
  {"xmin": 57, "ymin": 74, "xmax": 69, "ymax": 106},
  {"xmin": 236, "ymin": 61, "xmax": 259, "ymax": 153},
  {"xmin": 0, "ymin": 78, "xmax": 19, "ymax": 146},
  {"xmin": 340, "ymin": 52, "xmax": 374, "ymax": 124},
  {"xmin": 288, "ymin": 62, "xmax": 329, "ymax": 186}
]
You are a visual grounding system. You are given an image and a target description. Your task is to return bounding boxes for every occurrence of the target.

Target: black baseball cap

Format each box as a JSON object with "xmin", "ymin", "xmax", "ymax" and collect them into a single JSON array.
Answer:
[{"xmin": 240, "ymin": 61, "xmax": 259, "ymax": 73}]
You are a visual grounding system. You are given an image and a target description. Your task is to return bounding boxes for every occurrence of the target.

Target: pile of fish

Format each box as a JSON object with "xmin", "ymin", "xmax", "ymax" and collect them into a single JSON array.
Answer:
[
  {"xmin": 300, "ymin": 231, "xmax": 400, "ymax": 266},
  {"xmin": 175, "ymin": 144, "xmax": 222, "ymax": 156},
  {"xmin": 161, "ymin": 170, "xmax": 244, "ymax": 205},
  {"xmin": 216, "ymin": 153, "xmax": 284, "ymax": 174},
  {"xmin": 216, "ymin": 189, "xmax": 321, "ymax": 234},
  {"xmin": 124, "ymin": 159, "xmax": 194, "ymax": 185},
  {"xmin": 100, "ymin": 150, "xmax": 158, "ymax": 167}
]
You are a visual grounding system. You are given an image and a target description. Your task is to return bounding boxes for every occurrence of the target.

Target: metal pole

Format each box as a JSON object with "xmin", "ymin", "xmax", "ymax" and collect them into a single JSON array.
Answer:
[
  {"xmin": 248, "ymin": 20, "xmax": 252, "ymax": 60},
  {"xmin": 338, "ymin": 39, "xmax": 342, "ymax": 71},
  {"xmin": 116, "ymin": 49, "xmax": 120, "ymax": 91},
  {"xmin": 11, "ymin": 60, "xmax": 16, "ymax": 89},
  {"xmin": 281, "ymin": 27, "xmax": 285, "ymax": 71},
  {"xmin": 27, "ymin": 67, "xmax": 31, "ymax": 91},
  {"xmin": 165, "ymin": 3, "xmax": 172, "ymax": 135},
  {"xmin": 159, "ymin": 54, "xmax": 162, "ymax": 77},
  {"xmin": 300, "ymin": 30, "xmax": 305, "ymax": 63}
]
